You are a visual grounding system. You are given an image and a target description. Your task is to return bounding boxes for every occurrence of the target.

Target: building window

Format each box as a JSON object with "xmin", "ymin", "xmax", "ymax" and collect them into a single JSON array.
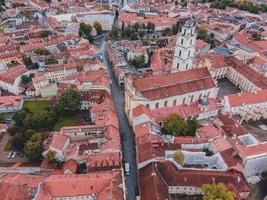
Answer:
[
  {"xmin": 146, "ymin": 104, "xmax": 150, "ymax": 109},
  {"xmin": 164, "ymin": 101, "xmax": 168, "ymax": 107},
  {"xmin": 199, "ymin": 93, "xmax": 202, "ymax": 100},
  {"xmin": 173, "ymin": 100, "xmax": 177, "ymax": 106},
  {"xmin": 181, "ymin": 39, "xmax": 183, "ymax": 45},
  {"xmin": 188, "ymin": 51, "xmax": 190, "ymax": 57},
  {"xmin": 184, "ymin": 29, "xmax": 186, "ymax": 35},
  {"xmin": 183, "ymin": 97, "xmax": 186, "ymax": 104},
  {"xmin": 190, "ymin": 95, "xmax": 194, "ymax": 103},
  {"xmin": 190, "ymin": 39, "xmax": 192, "ymax": 45},
  {"xmin": 177, "ymin": 63, "xmax": 179, "ymax": 70},
  {"xmin": 179, "ymin": 50, "xmax": 181, "ymax": 57},
  {"xmin": 186, "ymin": 64, "xmax": 188, "ymax": 69},
  {"xmin": 155, "ymin": 103, "xmax": 159, "ymax": 108}
]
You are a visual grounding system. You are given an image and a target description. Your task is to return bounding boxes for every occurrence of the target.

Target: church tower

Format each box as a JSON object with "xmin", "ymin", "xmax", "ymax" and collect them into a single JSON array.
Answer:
[{"xmin": 171, "ymin": 19, "xmax": 197, "ymax": 72}]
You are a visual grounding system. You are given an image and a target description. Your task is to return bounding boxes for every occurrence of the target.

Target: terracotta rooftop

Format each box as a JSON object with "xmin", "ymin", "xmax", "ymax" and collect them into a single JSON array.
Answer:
[
  {"xmin": 49, "ymin": 133, "xmax": 69, "ymax": 151},
  {"xmin": 0, "ymin": 96, "xmax": 23, "ymax": 109},
  {"xmin": 0, "ymin": 173, "xmax": 45, "ymax": 200},
  {"xmin": 132, "ymin": 68, "xmax": 216, "ymax": 100},
  {"xmin": 226, "ymin": 89, "xmax": 267, "ymax": 107},
  {"xmin": 35, "ymin": 170, "xmax": 124, "ymax": 200}
]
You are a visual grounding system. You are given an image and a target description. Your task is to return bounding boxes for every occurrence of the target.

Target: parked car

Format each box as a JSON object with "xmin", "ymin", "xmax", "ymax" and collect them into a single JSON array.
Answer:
[
  {"xmin": 7, "ymin": 151, "xmax": 13, "ymax": 158},
  {"xmin": 11, "ymin": 152, "xmax": 17, "ymax": 158},
  {"xmin": 125, "ymin": 163, "xmax": 130, "ymax": 175}
]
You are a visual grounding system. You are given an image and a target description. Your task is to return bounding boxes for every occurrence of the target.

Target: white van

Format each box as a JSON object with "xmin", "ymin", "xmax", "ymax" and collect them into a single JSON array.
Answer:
[{"xmin": 125, "ymin": 163, "xmax": 130, "ymax": 175}]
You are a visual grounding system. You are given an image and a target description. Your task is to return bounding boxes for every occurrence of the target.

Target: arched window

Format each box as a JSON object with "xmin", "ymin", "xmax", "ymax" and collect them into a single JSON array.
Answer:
[
  {"xmin": 155, "ymin": 103, "xmax": 159, "ymax": 108},
  {"xmin": 188, "ymin": 50, "xmax": 190, "ymax": 57},
  {"xmin": 186, "ymin": 64, "xmax": 188, "ymax": 69},
  {"xmin": 173, "ymin": 100, "xmax": 177, "ymax": 106},
  {"xmin": 184, "ymin": 29, "xmax": 186, "ymax": 35},
  {"xmin": 179, "ymin": 50, "xmax": 182, "ymax": 57},
  {"xmin": 177, "ymin": 63, "xmax": 179, "ymax": 70},
  {"xmin": 164, "ymin": 100, "xmax": 168, "ymax": 107},
  {"xmin": 181, "ymin": 38, "xmax": 184, "ymax": 45}
]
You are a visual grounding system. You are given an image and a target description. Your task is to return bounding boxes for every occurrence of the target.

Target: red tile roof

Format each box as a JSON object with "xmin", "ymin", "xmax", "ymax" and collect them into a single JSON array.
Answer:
[
  {"xmin": 226, "ymin": 89, "xmax": 267, "ymax": 107},
  {"xmin": 139, "ymin": 163, "xmax": 170, "ymax": 200},
  {"xmin": 156, "ymin": 161, "xmax": 250, "ymax": 195},
  {"xmin": 0, "ymin": 96, "xmax": 23, "ymax": 109},
  {"xmin": 50, "ymin": 133, "xmax": 69, "ymax": 151},
  {"xmin": 226, "ymin": 56, "xmax": 267, "ymax": 89},
  {"xmin": 35, "ymin": 170, "xmax": 124, "ymax": 200},
  {"xmin": 62, "ymin": 159, "xmax": 77, "ymax": 174},
  {"xmin": 132, "ymin": 68, "xmax": 216, "ymax": 100},
  {"xmin": 0, "ymin": 174, "xmax": 45, "ymax": 200},
  {"xmin": 0, "ymin": 65, "xmax": 27, "ymax": 84}
]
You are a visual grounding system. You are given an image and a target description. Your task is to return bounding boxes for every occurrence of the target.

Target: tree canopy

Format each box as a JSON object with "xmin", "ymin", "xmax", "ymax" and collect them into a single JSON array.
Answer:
[
  {"xmin": 162, "ymin": 113, "xmax": 189, "ymax": 136},
  {"xmin": 202, "ymin": 183, "xmax": 235, "ymax": 200},
  {"xmin": 174, "ymin": 150, "xmax": 184, "ymax": 166},
  {"xmin": 45, "ymin": 57, "xmax": 58, "ymax": 65},
  {"xmin": 22, "ymin": 54, "xmax": 33, "ymax": 67},
  {"xmin": 20, "ymin": 75, "xmax": 31, "ymax": 87},
  {"xmin": 34, "ymin": 48, "xmax": 50, "ymax": 55},
  {"xmin": 57, "ymin": 90, "xmax": 81, "ymax": 113},
  {"xmin": 147, "ymin": 21, "xmax": 155, "ymax": 32},
  {"xmin": 79, "ymin": 22, "xmax": 93, "ymax": 42},
  {"xmin": 46, "ymin": 149, "xmax": 56, "ymax": 163},
  {"xmin": 93, "ymin": 21, "xmax": 102, "ymax": 35},
  {"xmin": 132, "ymin": 55, "xmax": 146, "ymax": 68},
  {"xmin": 24, "ymin": 133, "xmax": 44, "ymax": 161}
]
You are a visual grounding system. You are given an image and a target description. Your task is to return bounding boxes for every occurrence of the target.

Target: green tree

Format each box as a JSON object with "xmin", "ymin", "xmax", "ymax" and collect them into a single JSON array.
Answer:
[
  {"xmin": 20, "ymin": 75, "xmax": 31, "ymax": 87},
  {"xmin": 11, "ymin": 133, "xmax": 26, "ymax": 151},
  {"xmin": 132, "ymin": 55, "xmax": 146, "ymax": 68},
  {"xmin": 197, "ymin": 27, "xmax": 208, "ymax": 40},
  {"xmin": 203, "ymin": 147, "xmax": 214, "ymax": 156},
  {"xmin": 40, "ymin": 30, "xmax": 51, "ymax": 38},
  {"xmin": 45, "ymin": 57, "xmax": 58, "ymax": 65},
  {"xmin": 202, "ymin": 183, "xmax": 235, "ymax": 200},
  {"xmin": 93, "ymin": 21, "xmax": 102, "ymax": 35},
  {"xmin": 22, "ymin": 54, "xmax": 33, "ymax": 67},
  {"xmin": 132, "ymin": 22, "xmax": 140, "ymax": 32},
  {"xmin": 46, "ymin": 149, "xmax": 56, "ymax": 163},
  {"xmin": 162, "ymin": 113, "xmax": 189, "ymax": 136},
  {"xmin": 79, "ymin": 22, "xmax": 93, "ymax": 42},
  {"xmin": 172, "ymin": 21, "xmax": 182, "ymax": 35},
  {"xmin": 24, "ymin": 133, "xmax": 43, "ymax": 161},
  {"xmin": 174, "ymin": 150, "xmax": 184, "ymax": 165},
  {"xmin": 109, "ymin": 26, "xmax": 119, "ymax": 38},
  {"xmin": 34, "ymin": 48, "xmax": 50, "ymax": 55},
  {"xmin": 13, "ymin": 108, "xmax": 31, "ymax": 126},
  {"xmin": 186, "ymin": 117, "xmax": 198, "ymax": 136},
  {"xmin": 57, "ymin": 90, "xmax": 81, "ymax": 113},
  {"xmin": 147, "ymin": 21, "xmax": 155, "ymax": 32}
]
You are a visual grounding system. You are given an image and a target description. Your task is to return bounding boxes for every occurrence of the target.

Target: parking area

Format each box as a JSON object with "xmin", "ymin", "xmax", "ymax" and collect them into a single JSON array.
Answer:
[
  {"xmin": 0, "ymin": 133, "xmax": 27, "ymax": 165},
  {"xmin": 217, "ymin": 78, "xmax": 241, "ymax": 98}
]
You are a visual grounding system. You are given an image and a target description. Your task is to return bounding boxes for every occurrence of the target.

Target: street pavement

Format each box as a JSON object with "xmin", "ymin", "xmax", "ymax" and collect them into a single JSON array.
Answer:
[{"xmin": 98, "ymin": 38, "xmax": 138, "ymax": 200}]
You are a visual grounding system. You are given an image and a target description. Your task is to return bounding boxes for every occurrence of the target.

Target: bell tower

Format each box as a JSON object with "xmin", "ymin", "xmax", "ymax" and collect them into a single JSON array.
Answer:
[{"xmin": 171, "ymin": 19, "xmax": 197, "ymax": 72}]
